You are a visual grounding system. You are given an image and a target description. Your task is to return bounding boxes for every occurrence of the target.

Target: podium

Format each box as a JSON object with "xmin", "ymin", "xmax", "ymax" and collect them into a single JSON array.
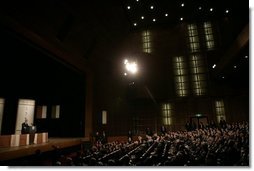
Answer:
[
  {"xmin": 0, "ymin": 132, "xmax": 48, "ymax": 147},
  {"xmin": 29, "ymin": 126, "xmax": 37, "ymax": 144}
]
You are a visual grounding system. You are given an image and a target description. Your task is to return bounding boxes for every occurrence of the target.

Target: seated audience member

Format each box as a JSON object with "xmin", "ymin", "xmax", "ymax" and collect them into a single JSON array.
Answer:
[{"xmin": 128, "ymin": 130, "xmax": 133, "ymax": 143}]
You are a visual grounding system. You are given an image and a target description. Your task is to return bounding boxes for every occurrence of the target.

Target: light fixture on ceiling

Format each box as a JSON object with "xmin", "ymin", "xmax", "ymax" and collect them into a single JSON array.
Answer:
[
  {"xmin": 198, "ymin": 6, "xmax": 202, "ymax": 10},
  {"xmin": 210, "ymin": 8, "xmax": 213, "ymax": 12},
  {"xmin": 124, "ymin": 59, "xmax": 138, "ymax": 74},
  {"xmin": 180, "ymin": 17, "xmax": 183, "ymax": 21},
  {"xmin": 150, "ymin": 6, "xmax": 154, "ymax": 9},
  {"xmin": 153, "ymin": 18, "xmax": 156, "ymax": 22},
  {"xmin": 181, "ymin": 3, "xmax": 184, "ymax": 7},
  {"xmin": 133, "ymin": 23, "xmax": 137, "ymax": 26},
  {"xmin": 225, "ymin": 9, "xmax": 229, "ymax": 13},
  {"xmin": 127, "ymin": 6, "xmax": 131, "ymax": 10},
  {"xmin": 141, "ymin": 16, "xmax": 144, "ymax": 19},
  {"xmin": 212, "ymin": 64, "xmax": 216, "ymax": 68},
  {"xmin": 165, "ymin": 13, "xmax": 168, "ymax": 17}
]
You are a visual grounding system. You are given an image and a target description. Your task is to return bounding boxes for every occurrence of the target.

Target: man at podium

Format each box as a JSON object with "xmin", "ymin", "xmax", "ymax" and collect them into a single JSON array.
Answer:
[
  {"xmin": 21, "ymin": 118, "xmax": 37, "ymax": 144},
  {"xmin": 21, "ymin": 118, "xmax": 29, "ymax": 134}
]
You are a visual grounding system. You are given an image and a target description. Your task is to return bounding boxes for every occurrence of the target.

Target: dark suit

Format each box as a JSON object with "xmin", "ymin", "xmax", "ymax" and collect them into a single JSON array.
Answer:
[{"xmin": 21, "ymin": 122, "xmax": 29, "ymax": 134}]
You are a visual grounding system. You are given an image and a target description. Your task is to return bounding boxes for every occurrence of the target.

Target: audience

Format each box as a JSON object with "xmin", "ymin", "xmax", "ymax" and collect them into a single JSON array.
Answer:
[{"xmin": 10, "ymin": 121, "xmax": 249, "ymax": 166}]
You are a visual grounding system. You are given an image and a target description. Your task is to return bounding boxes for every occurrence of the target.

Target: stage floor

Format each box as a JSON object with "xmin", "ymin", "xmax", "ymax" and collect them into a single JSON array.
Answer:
[{"xmin": 0, "ymin": 137, "xmax": 90, "ymax": 161}]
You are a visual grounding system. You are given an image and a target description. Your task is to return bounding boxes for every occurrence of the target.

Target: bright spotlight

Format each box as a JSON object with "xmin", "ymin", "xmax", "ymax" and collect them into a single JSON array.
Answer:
[
  {"xmin": 126, "ymin": 62, "xmax": 138, "ymax": 74},
  {"xmin": 124, "ymin": 59, "xmax": 128, "ymax": 64},
  {"xmin": 124, "ymin": 59, "xmax": 138, "ymax": 74}
]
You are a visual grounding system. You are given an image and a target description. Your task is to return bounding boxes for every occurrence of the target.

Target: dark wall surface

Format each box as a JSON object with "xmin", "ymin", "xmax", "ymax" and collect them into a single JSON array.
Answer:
[{"xmin": 0, "ymin": 25, "xmax": 86, "ymax": 137}]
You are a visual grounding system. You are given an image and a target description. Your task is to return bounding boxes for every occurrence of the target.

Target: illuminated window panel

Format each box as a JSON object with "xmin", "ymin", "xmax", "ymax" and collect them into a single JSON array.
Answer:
[
  {"xmin": 162, "ymin": 103, "xmax": 173, "ymax": 125},
  {"xmin": 36, "ymin": 105, "xmax": 47, "ymax": 119},
  {"xmin": 187, "ymin": 24, "xmax": 200, "ymax": 53},
  {"xmin": 190, "ymin": 55, "xmax": 206, "ymax": 96},
  {"xmin": 52, "ymin": 105, "xmax": 60, "ymax": 119},
  {"xmin": 204, "ymin": 22, "xmax": 215, "ymax": 50},
  {"xmin": 0, "ymin": 98, "xmax": 5, "ymax": 134},
  {"xmin": 192, "ymin": 74, "xmax": 206, "ymax": 95},
  {"xmin": 142, "ymin": 30, "xmax": 152, "ymax": 53},
  {"xmin": 175, "ymin": 76, "xmax": 188, "ymax": 96},
  {"xmin": 215, "ymin": 100, "xmax": 226, "ymax": 123},
  {"xmin": 173, "ymin": 56, "xmax": 188, "ymax": 97},
  {"xmin": 102, "ymin": 110, "xmax": 107, "ymax": 124}
]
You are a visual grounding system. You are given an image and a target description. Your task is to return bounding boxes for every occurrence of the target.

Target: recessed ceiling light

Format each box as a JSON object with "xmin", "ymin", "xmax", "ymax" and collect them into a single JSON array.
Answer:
[
  {"xmin": 210, "ymin": 8, "xmax": 213, "ymax": 12},
  {"xmin": 133, "ymin": 23, "xmax": 137, "ymax": 26},
  {"xmin": 212, "ymin": 64, "xmax": 216, "ymax": 68},
  {"xmin": 127, "ymin": 6, "xmax": 131, "ymax": 10},
  {"xmin": 124, "ymin": 73, "xmax": 127, "ymax": 76},
  {"xmin": 198, "ymin": 6, "xmax": 202, "ymax": 10},
  {"xmin": 141, "ymin": 16, "xmax": 144, "ymax": 19},
  {"xmin": 165, "ymin": 13, "xmax": 168, "ymax": 17},
  {"xmin": 153, "ymin": 18, "xmax": 156, "ymax": 22},
  {"xmin": 234, "ymin": 65, "xmax": 237, "ymax": 68},
  {"xmin": 245, "ymin": 55, "xmax": 248, "ymax": 59},
  {"xmin": 136, "ymin": 0, "xmax": 139, "ymax": 2},
  {"xmin": 225, "ymin": 9, "xmax": 229, "ymax": 13},
  {"xmin": 181, "ymin": 3, "xmax": 184, "ymax": 7},
  {"xmin": 150, "ymin": 6, "xmax": 154, "ymax": 9},
  {"xmin": 180, "ymin": 17, "xmax": 183, "ymax": 21},
  {"xmin": 222, "ymin": 76, "xmax": 225, "ymax": 79}
]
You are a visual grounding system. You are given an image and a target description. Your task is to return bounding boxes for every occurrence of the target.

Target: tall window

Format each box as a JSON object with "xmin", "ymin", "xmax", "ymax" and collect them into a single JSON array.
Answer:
[
  {"xmin": 52, "ymin": 105, "xmax": 60, "ymax": 119},
  {"xmin": 36, "ymin": 105, "xmax": 47, "ymax": 119},
  {"xmin": 190, "ymin": 54, "xmax": 206, "ymax": 95},
  {"xmin": 0, "ymin": 98, "xmax": 5, "ymax": 134},
  {"xmin": 102, "ymin": 110, "xmax": 107, "ymax": 125},
  {"xmin": 204, "ymin": 22, "xmax": 215, "ymax": 50},
  {"xmin": 142, "ymin": 30, "xmax": 151, "ymax": 53},
  {"xmin": 162, "ymin": 103, "xmax": 173, "ymax": 125},
  {"xmin": 215, "ymin": 100, "xmax": 226, "ymax": 123},
  {"xmin": 187, "ymin": 24, "xmax": 200, "ymax": 53},
  {"xmin": 173, "ymin": 56, "xmax": 188, "ymax": 97}
]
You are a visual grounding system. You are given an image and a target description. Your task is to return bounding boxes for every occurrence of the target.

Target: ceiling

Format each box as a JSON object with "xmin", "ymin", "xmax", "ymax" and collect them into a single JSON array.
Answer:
[
  {"xmin": 122, "ymin": 0, "xmax": 249, "ymax": 29},
  {"xmin": 0, "ymin": 0, "xmax": 249, "ymax": 83}
]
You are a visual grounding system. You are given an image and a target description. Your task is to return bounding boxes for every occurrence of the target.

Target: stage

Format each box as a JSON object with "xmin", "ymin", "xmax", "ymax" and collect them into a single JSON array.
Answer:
[{"xmin": 0, "ymin": 137, "xmax": 90, "ymax": 162}]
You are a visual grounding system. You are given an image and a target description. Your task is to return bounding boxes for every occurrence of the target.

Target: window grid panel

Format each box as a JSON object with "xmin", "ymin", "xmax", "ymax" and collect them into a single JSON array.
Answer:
[
  {"xmin": 174, "ymin": 56, "xmax": 189, "ymax": 97},
  {"xmin": 215, "ymin": 100, "xmax": 226, "ymax": 122},
  {"xmin": 204, "ymin": 22, "xmax": 215, "ymax": 50},
  {"xmin": 174, "ymin": 76, "xmax": 188, "ymax": 96},
  {"xmin": 188, "ymin": 24, "xmax": 200, "ymax": 53},
  {"xmin": 162, "ymin": 103, "xmax": 173, "ymax": 125},
  {"xmin": 142, "ymin": 30, "xmax": 152, "ymax": 53},
  {"xmin": 190, "ymin": 55, "xmax": 206, "ymax": 95}
]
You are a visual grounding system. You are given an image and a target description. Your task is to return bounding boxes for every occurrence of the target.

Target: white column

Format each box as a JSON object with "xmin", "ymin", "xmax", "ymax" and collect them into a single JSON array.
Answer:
[
  {"xmin": 10, "ymin": 134, "xmax": 20, "ymax": 147},
  {"xmin": 0, "ymin": 98, "xmax": 5, "ymax": 135}
]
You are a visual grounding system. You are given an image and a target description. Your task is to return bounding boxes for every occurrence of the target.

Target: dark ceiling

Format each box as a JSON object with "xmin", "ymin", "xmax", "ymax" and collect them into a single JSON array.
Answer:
[
  {"xmin": 0, "ymin": 0, "xmax": 249, "ymax": 85},
  {"xmin": 122, "ymin": 0, "xmax": 249, "ymax": 29}
]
